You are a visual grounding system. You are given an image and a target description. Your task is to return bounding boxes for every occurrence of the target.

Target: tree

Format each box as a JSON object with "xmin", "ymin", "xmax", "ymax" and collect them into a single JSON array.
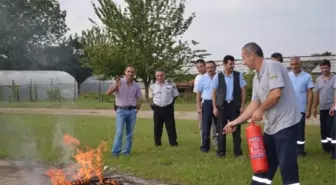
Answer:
[
  {"xmin": 0, "ymin": 0, "xmax": 68, "ymax": 69},
  {"xmin": 41, "ymin": 36, "xmax": 92, "ymax": 84},
  {"xmin": 80, "ymin": 0, "xmax": 209, "ymax": 99}
]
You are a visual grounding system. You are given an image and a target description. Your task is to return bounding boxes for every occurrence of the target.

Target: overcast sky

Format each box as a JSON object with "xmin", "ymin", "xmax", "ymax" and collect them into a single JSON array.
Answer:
[{"xmin": 59, "ymin": 0, "xmax": 336, "ymax": 60}]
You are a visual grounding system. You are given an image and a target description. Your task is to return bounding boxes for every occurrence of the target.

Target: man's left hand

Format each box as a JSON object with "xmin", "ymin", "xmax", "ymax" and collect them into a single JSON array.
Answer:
[
  {"xmin": 251, "ymin": 108, "xmax": 264, "ymax": 122},
  {"xmin": 306, "ymin": 111, "xmax": 311, "ymax": 119}
]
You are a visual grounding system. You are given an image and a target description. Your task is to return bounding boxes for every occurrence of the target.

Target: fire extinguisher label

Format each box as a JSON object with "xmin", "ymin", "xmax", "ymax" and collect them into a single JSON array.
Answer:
[{"xmin": 248, "ymin": 137, "xmax": 266, "ymax": 159}]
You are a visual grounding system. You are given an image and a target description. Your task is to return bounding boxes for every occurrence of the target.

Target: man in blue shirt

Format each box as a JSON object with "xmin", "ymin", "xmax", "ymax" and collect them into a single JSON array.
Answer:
[
  {"xmin": 212, "ymin": 55, "xmax": 247, "ymax": 157},
  {"xmin": 197, "ymin": 60, "xmax": 218, "ymax": 153},
  {"xmin": 288, "ymin": 56, "xmax": 314, "ymax": 156}
]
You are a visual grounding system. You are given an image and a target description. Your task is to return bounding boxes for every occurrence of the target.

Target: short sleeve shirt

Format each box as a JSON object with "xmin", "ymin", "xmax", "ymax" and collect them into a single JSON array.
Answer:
[
  {"xmin": 334, "ymin": 80, "xmax": 336, "ymax": 110},
  {"xmin": 193, "ymin": 74, "xmax": 204, "ymax": 93},
  {"xmin": 150, "ymin": 81, "xmax": 179, "ymax": 107},
  {"xmin": 288, "ymin": 71, "xmax": 314, "ymax": 113},
  {"xmin": 252, "ymin": 60, "xmax": 301, "ymax": 135},
  {"xmin": 197, "ymin": 73, "xmax": 215, "ymax": 100},
  {"xmin": 314, "ymin": 74, "xmax": 336, "ymax": 110},
  {"xmin": 113, "ymin": 78, "xmax": 142, "ymax": 107}
]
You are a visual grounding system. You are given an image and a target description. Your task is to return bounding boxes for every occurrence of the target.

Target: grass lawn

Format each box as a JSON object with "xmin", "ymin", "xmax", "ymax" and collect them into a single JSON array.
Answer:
[
  {"xmin": 0, "ymin": 114, "xmax": 334, "ymax": 185},
  {"xmin": 0, "ymin": 100, "xmax": 196, "ymax": 112}
]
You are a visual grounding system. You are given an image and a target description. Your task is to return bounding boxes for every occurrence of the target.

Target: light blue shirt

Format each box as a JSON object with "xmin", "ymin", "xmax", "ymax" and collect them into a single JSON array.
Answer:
[
  {"xmin": 211, "ymin": 71, "xmax": 247, "ymax": 101},
  {"xmin": 197, "ymin": 73, "xmax": 215, "ymax": 100},
  {"xmin": 289, "ymin": 71, "xmax": 314, "ymax": 113}
]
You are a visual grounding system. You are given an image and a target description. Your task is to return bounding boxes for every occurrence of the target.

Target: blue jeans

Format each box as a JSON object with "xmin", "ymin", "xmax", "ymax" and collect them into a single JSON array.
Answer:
[{"xmin": 111, "ymin": 109, "xmax": 137, "ymax": 155}]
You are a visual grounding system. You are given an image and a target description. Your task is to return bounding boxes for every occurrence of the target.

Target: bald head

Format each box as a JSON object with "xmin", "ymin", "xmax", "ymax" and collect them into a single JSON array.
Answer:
[{"xmin": 242, "ymin": 42, "xmax": 264, "ymax": 58}]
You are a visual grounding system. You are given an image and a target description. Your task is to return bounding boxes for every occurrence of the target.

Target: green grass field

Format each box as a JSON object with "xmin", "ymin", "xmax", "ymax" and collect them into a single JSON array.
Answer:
[
  {"xmin": 0, "ymin": 114, "xmax": 334, "ymax": 185},
  {"xmin": 0, "ymin": 100, "xmax": 196, "ymax": 111}
]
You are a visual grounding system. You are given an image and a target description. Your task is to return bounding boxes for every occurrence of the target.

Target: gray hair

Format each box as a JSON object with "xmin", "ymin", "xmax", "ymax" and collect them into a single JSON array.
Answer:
[
  {"xmin": 242, "ymin": 42, "xmax": 264, "ymax": 57},
  {"xmin": 290, "ymin": 56, "xmax": 301, "ymax": 63}
]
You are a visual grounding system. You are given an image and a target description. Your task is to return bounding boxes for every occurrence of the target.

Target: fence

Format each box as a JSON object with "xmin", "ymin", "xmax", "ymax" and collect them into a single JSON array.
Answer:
[{"xmin": 0, "ymin": 79, "xmax": 78, "ymax": 102}]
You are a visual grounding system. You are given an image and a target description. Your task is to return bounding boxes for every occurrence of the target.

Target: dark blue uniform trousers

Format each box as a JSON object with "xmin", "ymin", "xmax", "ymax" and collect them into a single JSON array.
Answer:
[
  {"xmin": 320, "ymin": 110, "xmax": 334, "ymax": 153},
  {"xmin": 251, "ymin": 124, "xmax": 300, "ymax": 185},
  {"xmin": 297, "ymin": 112, "xmax": 306, "ymax": 154},
  {"xmin": 200, "ymin": 100, "xmax": 217, "ymax": 152},
  {"xmin": 331, "ymin": 113, "xmax": 336, "ymax": 159}
]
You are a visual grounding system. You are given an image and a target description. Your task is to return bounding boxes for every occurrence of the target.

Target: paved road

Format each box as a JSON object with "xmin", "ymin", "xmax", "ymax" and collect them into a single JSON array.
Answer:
[{"xmin": 0, "ymin": 108, "xmax": 320, "ymax": 124}]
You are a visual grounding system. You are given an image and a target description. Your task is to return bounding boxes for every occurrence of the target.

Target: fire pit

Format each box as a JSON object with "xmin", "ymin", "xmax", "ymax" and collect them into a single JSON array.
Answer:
[
  {"xmin": 70, "ymin": 175, "xmax": 122, "ymax": 185},
  {"xmin": 46, "ymin": 133, "xmax": 123, "ymax": 185}
]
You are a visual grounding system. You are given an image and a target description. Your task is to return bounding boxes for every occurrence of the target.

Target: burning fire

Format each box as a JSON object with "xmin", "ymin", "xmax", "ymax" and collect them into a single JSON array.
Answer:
[{"xmin": 46, "ymin": 133, "xmax": 118, "ymax": 185}]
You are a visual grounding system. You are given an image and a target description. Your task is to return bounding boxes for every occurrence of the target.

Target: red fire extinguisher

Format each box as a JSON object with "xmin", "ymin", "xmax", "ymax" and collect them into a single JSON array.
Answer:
[{"xmin": 246, "ymin": 121, "xmax": 269, "ymax": 173}]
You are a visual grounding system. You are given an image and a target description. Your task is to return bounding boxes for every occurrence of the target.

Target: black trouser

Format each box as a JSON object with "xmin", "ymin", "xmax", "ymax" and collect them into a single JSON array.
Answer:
[
  {"xmin": 251, "ymin": 124, "xmax": 299, "ymax": 185},
  {"xmin": 200, "ymin": 100, "xmax": 217, "ymax": 152},
  {"xmin": 153, "ymin": 105, "xmax": 178, "ymax": 146},
  {"xmin": 217, "ymin": 102, "xmax": 242, "ymax": 156},
  {"xmin": 331, "ymin": 114, "xmax": 336, "ymax": 159},
  {"xmin": 297, "ymin": 112, "xmax": 306, "ymax": 154},
  {"xmin": 320, "ymin": 109, "xmax": 334, "ymax": 152}
]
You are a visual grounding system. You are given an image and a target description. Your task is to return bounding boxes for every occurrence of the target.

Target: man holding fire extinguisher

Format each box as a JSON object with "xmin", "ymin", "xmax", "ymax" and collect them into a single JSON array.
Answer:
[{"xmin": 224, "ymin": 42, "xmax": 301, "ymax": 185}]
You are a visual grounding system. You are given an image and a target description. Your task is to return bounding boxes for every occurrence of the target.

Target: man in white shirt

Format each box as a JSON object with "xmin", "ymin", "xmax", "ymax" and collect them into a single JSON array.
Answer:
[
  {"xmin": 329, "ymin": 74, "xmax": 336, "ymax": 160},
  {"xmin": 194, "ymin": 59, "xmax": 217, "ymax": 147}
]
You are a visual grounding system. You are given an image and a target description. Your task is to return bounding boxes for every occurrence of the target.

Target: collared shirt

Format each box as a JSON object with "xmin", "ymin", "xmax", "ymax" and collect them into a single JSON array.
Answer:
[
  {"xmin": 113, "ymin": 78, "xmax": 142, "ymax": 107},
  {"xmin": 314, "ymin": 74, "xmax": 336, "ymax": 110},
  {"xmin": 252, "ymin": 60, "xmax": 301, "ymax": 135},
  {"xmin": 288, "ymin": 71, "xmax": 314, "ymax": 113},
  {"xmin": 150, "ymin": 80, "xmax": 179, "ymax": 107},
  {"xmin": 211, "ymin": 71, "xmax": 247, "ymax": 101},
  {"xmin": 193, "ymin": 74, "xmax": 205, "ymax": 93},
  {"xmin": 334, "ymin": 80, "xmax": 336, "ymax": 110},
  {"xmin": 197, "ymin": 73, "xmax": 215, "ymax": 100}
]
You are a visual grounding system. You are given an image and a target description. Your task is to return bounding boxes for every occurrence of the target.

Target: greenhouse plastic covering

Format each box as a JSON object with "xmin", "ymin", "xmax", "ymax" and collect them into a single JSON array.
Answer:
[
  {"xmin": 80, "ymin": 75, "xmax": 114, "ymax": 94},
  {"xmin": 0, "ymin": 70, "xmax": 78, "ymax": 101}
]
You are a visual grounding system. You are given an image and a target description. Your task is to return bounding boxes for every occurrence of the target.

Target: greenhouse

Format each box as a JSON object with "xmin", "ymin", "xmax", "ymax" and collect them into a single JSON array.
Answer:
[
  {"xmin": 79, "ymin": 75, "xmax": 114, "ymax": 94},
  {"xmin": 0, "ymin": 70, "xmax": 78, "ymax": 101}
]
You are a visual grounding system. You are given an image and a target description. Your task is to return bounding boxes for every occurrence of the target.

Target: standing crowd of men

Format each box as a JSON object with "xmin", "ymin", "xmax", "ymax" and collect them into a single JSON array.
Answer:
[{"xmin": 106, "ymin": 42, "xmax": 335, "ymax": 185}]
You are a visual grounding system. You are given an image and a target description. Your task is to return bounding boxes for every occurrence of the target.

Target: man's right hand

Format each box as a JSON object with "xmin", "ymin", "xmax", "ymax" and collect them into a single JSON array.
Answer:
[
  {"xmin": 197, "ymin": 107, "xmax": 202, "ymax": 114},
  {"xmin": 115, "ymin": 76, "xmax": 121, "ymax": 88},
  {"xmin": 213, "ymin": 107, "xmax": 218, "ymax": 117},
  {"xmin": 313, "ymin": 108, "xmax": 318, "ymax": 118}
]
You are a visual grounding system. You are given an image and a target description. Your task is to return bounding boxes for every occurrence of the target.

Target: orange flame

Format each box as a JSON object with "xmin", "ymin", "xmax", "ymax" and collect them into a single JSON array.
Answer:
[{"xmin": 46, "ymin": 133, "xmax": 107, "ymax": 185}]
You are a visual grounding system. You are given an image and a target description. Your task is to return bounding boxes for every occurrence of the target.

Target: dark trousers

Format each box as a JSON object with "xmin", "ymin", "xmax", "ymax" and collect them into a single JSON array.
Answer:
[
  {"xmin": 320, "ymin": 109, "xmax": 334, "ymax": 152},
  {"xmin": 251, "ymin": 124, "xmax": 299, "ymax": 185},
  {"xmin": 217, "ymin": 102, "xmax": 242, "ymax": 156},
  {"xmin": 200, "ymin": 100, "xmax": 217, "ymax": 152},
  {"xmin": 297, "ymin": 112, "xmax": 306, "ymax": 154},
  {"xmin": 331, "ymin": 114, "xmax": 336, "ymax": 159},
  {"xmin": 153, "ymin": 105, "xmax": 178, "ymax": 146}
]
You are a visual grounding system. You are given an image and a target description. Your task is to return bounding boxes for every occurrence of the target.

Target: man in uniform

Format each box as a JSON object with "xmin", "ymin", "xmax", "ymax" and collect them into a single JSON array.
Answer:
[
  {"xmin": 288, "ymin": 56, "xmax": 314, "ymax": 156},
  {"xmin": 329, "ymin": 79, "xmax": 336, "ymax": 160},
  {"xmin": 212, "ymin": 55, "xmax": 247, "ymax": 157},
  {"xmin": 313, "ymin": 60, "xmax": 336, "ymax": 153},
  {"xmin": 150, "ymin": 69, "xmax": 179, "ymax": 147},
  {"xmin": 106, "ymin": 65, "xmax": 142, "ymax": 156},
  {"xmin": 197, "ymin": 60, "xmax": 218, "ymax": 153},
  {"xmin": 194, "ymin": 59, "xmax": 217, "ymax": 147},
  {"xmin": 224, "ymin": 42, "xmax": 301, "ymax": 185}
]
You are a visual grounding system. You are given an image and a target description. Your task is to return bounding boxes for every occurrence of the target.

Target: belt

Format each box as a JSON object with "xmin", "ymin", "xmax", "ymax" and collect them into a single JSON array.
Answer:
[
  {"xmin": 225, "ymin": 100, "xmax": 233, "ymax": 104},
  {"xmin": 116, "ymin": 106, "xmax": 136, "ymax": 110}
]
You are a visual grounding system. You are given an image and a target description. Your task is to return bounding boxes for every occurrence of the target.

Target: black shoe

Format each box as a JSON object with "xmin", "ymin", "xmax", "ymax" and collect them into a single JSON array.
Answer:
[
  {"xmin": 216, "ymin": 151, "xmax": 225, "ymax": 158},
  {"xmin": 200, "ymin": 146, "xmax": 209, "ymax": 153},
  {"xmin": 171, "ymin": 142, "xmax": 178, "ymax": 147},
  {"xmin": 155, "ymin": 143, "xmax": 162, "ymax": 147},
  {"xmin": 234, "ymin": 153, "xmax": 243, "ymax": 157}
]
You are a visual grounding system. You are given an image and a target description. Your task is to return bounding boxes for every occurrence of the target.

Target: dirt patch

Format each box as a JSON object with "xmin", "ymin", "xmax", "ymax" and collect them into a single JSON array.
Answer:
[{"xmin": 0, "ymin": 108, "xmax": 320, "ymax": 124}]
